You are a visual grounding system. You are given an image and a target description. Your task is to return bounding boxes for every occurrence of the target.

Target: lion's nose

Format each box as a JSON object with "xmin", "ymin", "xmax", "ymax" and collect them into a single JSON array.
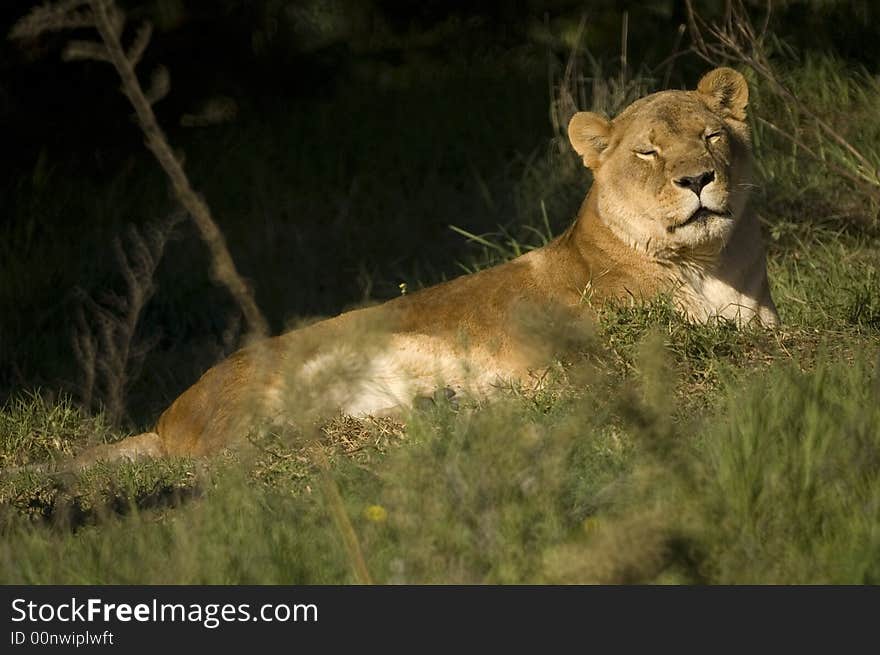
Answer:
[{"xmin": 674, "ymin": 170, "xmax": 715, "ymax": 196}]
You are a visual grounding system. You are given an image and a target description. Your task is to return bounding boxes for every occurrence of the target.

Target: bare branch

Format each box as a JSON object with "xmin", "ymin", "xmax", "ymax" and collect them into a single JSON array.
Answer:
[
  {"xmin": 758, "ymin": 0, "xmax": 772, "ymax": 44},
  {"xmin": 101, "ymin": 0, "xmax": 125, "ymax": 38},
  {"xmin": 71, "ymin": 299, "xmax": 97, "ymax": 411},
  {"xmin": 755, "ymin": 116, "xmax": 877, "ymax": 192},
  {"xmin": 552, "ymin": 12, "xmax": 588, "ymax": 135},
  {"xmin": 9, "ymin": 1, "xmax": 93, "ymax": 40},
  {"xmin": 683, "ymin": 0, "xmax": 706, "ymax": 56},
  {"xmin": 12, "ymin": 0, "xmax": 270, "ymax": 341},
  {"xmin": 72, "ymin": 214, "xmax": 184, "ymax": 424},
  {"xmin": 658, "ymin": 23, "xmax": 686, "ymax": 90},
  {"xmin": 127, "ymin": 21, "xmax": 152, "ymax": 67},
  {"xmin": 685, "ymin": 0, "xmax": 880, "ymax": 201},
  {"xmin": 87, "ymin": 0, "xmax": 268, "ymax": 338},
  {"xmin": 145, "ymin": 65, "xmax": 170, "ymax": 105},
  {"xmin": 62, "ymin": 39, "xmax": 110, "ymax": 62}
]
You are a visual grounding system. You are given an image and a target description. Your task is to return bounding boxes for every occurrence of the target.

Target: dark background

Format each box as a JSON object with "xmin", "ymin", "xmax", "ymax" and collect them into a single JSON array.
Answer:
[
  {"xmin": 3, "ymin": 1, "xmax": 877, "ymax": 176},
  {"xmin": 1, "ymin": 0, "xmax": 876, "ymax": 425}
]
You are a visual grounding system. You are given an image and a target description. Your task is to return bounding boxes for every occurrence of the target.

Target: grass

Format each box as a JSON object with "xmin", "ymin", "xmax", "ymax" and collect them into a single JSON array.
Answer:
[
  {"xmin": 695, "ymin": 359, "xmax": 880, "ymax": 584},
  {"xmin": 1, "ymin": 324, "xmax": 877, "ymax": 583},
  {"xmin": 1, "ymin": 36, "xmax": 880, "ymax": 583},
  {"xmin": 0, "ymin": 392, "xmax": 198, "ymax": 527}
]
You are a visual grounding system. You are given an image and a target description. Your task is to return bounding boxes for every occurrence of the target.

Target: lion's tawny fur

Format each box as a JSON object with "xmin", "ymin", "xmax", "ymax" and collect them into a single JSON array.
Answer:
[{"xmin": 63, "ymin": 68, "xmax": 781, "ymax": 465}]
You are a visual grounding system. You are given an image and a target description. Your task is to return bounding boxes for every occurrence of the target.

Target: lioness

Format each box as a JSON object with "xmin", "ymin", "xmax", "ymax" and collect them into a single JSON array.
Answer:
[{"xmin": 62, "ymin": 67, "xmax": 781, "ymax": 465}]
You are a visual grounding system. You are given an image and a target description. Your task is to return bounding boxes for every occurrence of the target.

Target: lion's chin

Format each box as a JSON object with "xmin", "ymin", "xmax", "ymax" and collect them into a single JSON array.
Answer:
[{"xmin": 671, "ymin": 207, "xmax": 731, "ymax": 231}]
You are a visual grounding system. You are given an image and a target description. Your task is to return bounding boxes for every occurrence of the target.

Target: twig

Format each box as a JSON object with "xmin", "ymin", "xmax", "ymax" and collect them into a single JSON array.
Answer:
[
  {"xmin": 619, "ymin": 11, "xmax": 628, "ymax": 88},
  {"xmin": 684, "ymin": 0, "xmax": 880, "ymax": 201},
  {"xmin": 755, "ymin": 116, "xmax": 877, "ymax": 191},
  {"xmin": 657, "ymin": 24, "xmax": 686, "ymax": 90},
  {"xmin": 87, "ymin": 0, "xmax": 268, "ymax": 337},
  {"xmin": 311, "ymin": 445, "xmax": 373, "ymax": 585},
  {"xmin": 71, "ymin": 214, "xmax": 182, "ymax": 424},
  {"xmin": 10, "ymin": 0, "xmax": 269, "ymax": 338}
]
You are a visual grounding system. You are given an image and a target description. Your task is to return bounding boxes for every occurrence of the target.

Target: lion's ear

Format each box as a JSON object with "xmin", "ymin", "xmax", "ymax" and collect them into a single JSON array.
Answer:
[
  {"xmin": 697, "ymin": 67, "xmax": 748, "ymax": 121},
  {"xmin": 568, "ymin": 112, "xmax": 612, "ymax": 169}
]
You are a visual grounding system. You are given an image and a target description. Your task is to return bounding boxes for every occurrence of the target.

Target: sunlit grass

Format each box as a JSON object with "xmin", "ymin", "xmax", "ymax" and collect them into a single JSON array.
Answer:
[{"xmin": 1, "ymin": 43, "xmax": 879, "ymax": 584}]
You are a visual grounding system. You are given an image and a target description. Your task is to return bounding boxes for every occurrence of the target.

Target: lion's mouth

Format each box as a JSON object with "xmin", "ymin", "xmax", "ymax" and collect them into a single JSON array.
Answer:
[{"xmin": 674, "ymin": 206, "xmax": 729, "ymax": 229}]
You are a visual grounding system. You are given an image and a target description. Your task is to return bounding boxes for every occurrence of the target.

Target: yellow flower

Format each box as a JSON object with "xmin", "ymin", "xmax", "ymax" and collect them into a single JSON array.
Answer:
[
  {"xmin": 582, "ymin": 517, "xmax": 600, "ymax": 535},
  {"xmin": 364, "ymin": 504, "xmax": 388, "ymax": 523}
]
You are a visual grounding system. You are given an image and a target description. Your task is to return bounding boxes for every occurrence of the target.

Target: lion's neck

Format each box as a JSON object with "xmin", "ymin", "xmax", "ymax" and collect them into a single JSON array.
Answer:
[
  {"xmin": 564, "ymin": 190, "xmax": 777, "ymax": 325},
  {"xmin": 560, "ymin": 192, "xmax": 672, "ymax": 301},
  {"xmin": 673, "ymin": 210, "xmax": 778, "ymax": 325}
]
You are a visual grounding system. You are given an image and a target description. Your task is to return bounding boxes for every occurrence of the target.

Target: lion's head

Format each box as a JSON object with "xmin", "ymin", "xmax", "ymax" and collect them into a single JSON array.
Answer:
[{"xmin": 568, "ymin": 68, "xmax": 752, "ymax": 261}]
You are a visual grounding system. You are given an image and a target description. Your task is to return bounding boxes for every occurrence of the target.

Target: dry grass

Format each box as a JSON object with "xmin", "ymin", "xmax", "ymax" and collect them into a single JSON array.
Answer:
[{"xmin": 1, "ymin": 5, "xmax": 879, "ymax": 584}]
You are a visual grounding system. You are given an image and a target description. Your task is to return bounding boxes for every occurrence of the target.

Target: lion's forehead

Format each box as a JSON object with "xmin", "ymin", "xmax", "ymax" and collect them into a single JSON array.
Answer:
[{"xmin": 614, "ymin": 92, "xmax": 721, "ymax": 142}]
